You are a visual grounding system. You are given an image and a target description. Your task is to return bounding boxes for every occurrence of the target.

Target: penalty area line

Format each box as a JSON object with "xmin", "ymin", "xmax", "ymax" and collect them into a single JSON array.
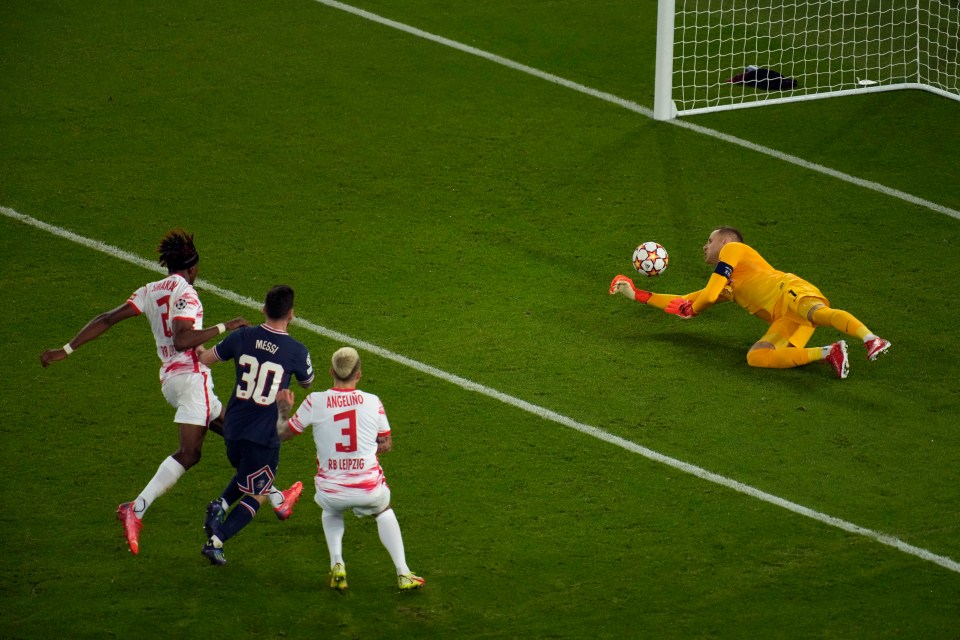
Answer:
[{"xmin": 4, "ymin": 204, "xmax": 959, "ymax": 575}]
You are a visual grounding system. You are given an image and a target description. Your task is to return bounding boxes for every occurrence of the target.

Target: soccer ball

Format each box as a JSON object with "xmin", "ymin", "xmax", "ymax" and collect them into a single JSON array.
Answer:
[{"xmin": 632, "ymin": 242, "xmax": 669, "ymax": 276}]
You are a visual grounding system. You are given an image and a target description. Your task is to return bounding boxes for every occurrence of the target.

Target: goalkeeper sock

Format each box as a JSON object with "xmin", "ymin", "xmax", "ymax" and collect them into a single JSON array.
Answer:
[
  {"xmin": 747, "ymin": 347, "xmax": 820, "ymax": 369},
  {"xmin": 810, "ymin": 307, "xmax": 870, "ymax": 340}
]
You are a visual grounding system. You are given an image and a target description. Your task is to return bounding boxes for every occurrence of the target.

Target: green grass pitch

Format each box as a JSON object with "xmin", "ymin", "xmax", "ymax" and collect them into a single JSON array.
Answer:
[{"xmin": 2, "ymin": 1, "xmax": 959, "ymax": 638}]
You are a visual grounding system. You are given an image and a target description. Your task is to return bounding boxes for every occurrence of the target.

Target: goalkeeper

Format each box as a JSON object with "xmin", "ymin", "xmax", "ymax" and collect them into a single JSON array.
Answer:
[{"xmin": 609, "ymin": 226, "xmax": 891, "ymax": 379}]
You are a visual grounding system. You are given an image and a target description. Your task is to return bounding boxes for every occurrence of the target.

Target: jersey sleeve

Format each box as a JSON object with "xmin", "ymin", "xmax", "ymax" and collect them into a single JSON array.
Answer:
[
  {"xmin": 294, "ymin": 346, "xmax": 315, "ymax": 388},
  {"xmin": 126, "ymin": 285, "xmax": 148, "ymax": 314},
  {"xmin": 288, "ymin": 393, "xmax": 316, "ymax": 435},
  {"xmin": 377, "ymin": 401, "xmax": 391, "ymax": 438},
  {"xmin": 645, "ymin": 291, "xmax": 695, "ymax": 310},
  {"xmin": 212, "ymin": 329, "xmax": 242, "ymax": 362},
  {"xmin": 170, "ymin": 289, "xmax": 201, "ymax": 324},
  {"xmin": 692, "ymin": 243, "xmax": 745, "ymax": 314}
]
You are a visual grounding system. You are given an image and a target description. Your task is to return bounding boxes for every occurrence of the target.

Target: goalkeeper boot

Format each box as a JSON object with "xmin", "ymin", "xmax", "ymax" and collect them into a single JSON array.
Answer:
[
  {"xmin": 825, "ymin": 341, "xmax": 849, "ymax": 379},
  {"xmin": 204, "ymin": 500, "xmax": 226, "ymax": 539},
  {"xmin": 116, "ymin": 502, "xmax": 143, "ymax": 556},
  {"xmin": 329, "ymin": 563, "xmax": 348, "ymax": 592},
  {"xmin": 865, "ymin": 337, "xmax": 891, "ymax": 361},
  {"xmin": 397, "ymin": 572, "xmax": 425, "ymax": 591},
  {"xmin": 274, "ymin": 481, "xmax": 303, "ymax": 521},
  {"xmin": 201, "ymin": 539, "xmax": 227, "ymax": 566}
]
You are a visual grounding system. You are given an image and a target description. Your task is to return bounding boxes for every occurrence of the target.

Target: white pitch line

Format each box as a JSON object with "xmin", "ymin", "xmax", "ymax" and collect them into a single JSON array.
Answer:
[
  {"xmin": 5, "ymin": 204, "xmax": 959, "ymax": 575},
  {"xmin": 314, "ymin": 0, "xmax": 960, "ymax": 223}
]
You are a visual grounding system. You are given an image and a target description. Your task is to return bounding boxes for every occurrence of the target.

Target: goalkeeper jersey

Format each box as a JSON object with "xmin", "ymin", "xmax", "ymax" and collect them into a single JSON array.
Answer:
[{"xmin": 692, "ymin": 242, "xmax": 826, "ymax": 322}]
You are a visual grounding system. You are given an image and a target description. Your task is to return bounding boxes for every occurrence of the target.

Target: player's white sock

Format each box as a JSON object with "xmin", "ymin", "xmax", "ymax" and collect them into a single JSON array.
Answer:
[
  {"xmin": 863, "ymin": 333, "xmax": 878, "ymax": 343},
  {"xmin": 375, "ymin": 509, "xmax": 410, "ymax": 575},
  {"xmin": 321, "ymin": 510, "xmax": 345, "ymax": 566},
  {"xmin": 268, "ymin": 486, "xmax": 284, "ymax": 509},
  {"xmin": 134, "ymin": 456, "xmax": 186, "ymax": 519}
]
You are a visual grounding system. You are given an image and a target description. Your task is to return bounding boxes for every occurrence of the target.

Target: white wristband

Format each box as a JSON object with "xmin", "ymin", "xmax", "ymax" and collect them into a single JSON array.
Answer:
[
  {"xmin": 216, "ymin": 323, "xmax": 227, "ymax": 335},
  {"xmin": 63, "ymin": 343, "xmax": 74, "ymax": 355}
]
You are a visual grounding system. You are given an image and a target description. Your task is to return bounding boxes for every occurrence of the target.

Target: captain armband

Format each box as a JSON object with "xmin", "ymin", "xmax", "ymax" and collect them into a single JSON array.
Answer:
[{"xmin": 714, "ymin": 261, "xmax": 734, "ymax": 279}]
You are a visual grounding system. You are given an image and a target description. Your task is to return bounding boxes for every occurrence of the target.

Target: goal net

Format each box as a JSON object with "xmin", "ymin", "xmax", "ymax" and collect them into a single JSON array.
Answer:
[{"xmin": 653, "ymin": 0, "xmax": 960, "ymax": 120}]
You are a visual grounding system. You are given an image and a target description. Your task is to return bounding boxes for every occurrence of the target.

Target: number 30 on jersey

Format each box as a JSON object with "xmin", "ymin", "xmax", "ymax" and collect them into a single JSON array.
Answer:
[{"xmin": 235, "ymin": 354, "xmax": 283, "ymax": 406}]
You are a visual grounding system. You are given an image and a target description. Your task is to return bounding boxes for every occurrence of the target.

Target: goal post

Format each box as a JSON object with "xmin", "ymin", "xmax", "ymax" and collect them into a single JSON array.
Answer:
[{"xmin": 653, "ymin": 0, "xmax": 960, "ymax": 121}]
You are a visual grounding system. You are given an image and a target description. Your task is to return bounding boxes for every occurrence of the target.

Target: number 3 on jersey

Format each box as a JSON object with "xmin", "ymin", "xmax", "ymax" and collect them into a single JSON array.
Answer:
[
  {"xmin": 235, "ymin": 354, "xmax": 284, "ymax": 405},
  {"xmin": 334, "ymin": 409, "xmax": 358, "ymax": 453}
]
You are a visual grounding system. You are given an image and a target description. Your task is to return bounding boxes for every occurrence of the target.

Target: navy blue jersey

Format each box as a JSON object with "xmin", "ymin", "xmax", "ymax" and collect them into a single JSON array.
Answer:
[{"xmin": 214, "ymin": 324, "xmax": 314, "ymax": 446}]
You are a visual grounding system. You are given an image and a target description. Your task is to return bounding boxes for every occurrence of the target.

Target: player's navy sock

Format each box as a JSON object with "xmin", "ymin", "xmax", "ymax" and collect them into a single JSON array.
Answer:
[
  {"xmin": 219, "ymin": 495, "xmax": 260, "ymax": 542},
  {"xmin": 220, "ymin": 478, "xmax": 244, "ymax": 509}
]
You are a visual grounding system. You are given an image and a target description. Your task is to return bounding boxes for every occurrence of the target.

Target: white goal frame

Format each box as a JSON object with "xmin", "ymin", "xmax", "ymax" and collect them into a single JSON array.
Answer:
[{"xmin": 654, "ymin": 0, "xmax": 960, "ymax": 120}]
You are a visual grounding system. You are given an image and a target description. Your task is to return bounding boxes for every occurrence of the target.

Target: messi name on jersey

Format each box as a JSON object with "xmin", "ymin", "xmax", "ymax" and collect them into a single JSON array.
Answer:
[{"xmin": 256, "ymin": 339, "xmax": 279, "ymax": 355}]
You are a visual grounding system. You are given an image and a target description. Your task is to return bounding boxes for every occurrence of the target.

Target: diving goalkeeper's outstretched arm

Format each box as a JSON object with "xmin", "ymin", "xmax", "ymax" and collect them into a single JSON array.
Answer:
[{"xmin": 608, "ymin": 275, "xmax": 703, "ymax": 311}]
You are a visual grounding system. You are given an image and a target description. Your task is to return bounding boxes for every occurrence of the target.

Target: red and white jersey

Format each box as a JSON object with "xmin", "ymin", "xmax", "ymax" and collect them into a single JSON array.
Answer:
[
  {"xmin": 288, "ymin": 388, "xmax": 391, "ymax": 494},
  {"xmin": 127, "ymin": 273, "xmax": 209, "ymax": 383}
]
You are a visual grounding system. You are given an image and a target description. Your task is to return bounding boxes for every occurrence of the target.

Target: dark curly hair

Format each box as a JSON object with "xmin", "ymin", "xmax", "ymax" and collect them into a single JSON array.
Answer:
[
  {"xmin": 157, "ymin": 229, "xmax": 200, "ymax": 272},
  {"xmin": 264, "ymin": 285, "xmax": 294, "ymax": 320}
]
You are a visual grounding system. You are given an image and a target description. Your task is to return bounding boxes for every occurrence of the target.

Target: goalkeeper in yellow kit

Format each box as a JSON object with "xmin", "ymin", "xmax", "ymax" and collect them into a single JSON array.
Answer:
[{"xmin": 609, "ymin": 226, "xmax": 891, "ymax": 379}]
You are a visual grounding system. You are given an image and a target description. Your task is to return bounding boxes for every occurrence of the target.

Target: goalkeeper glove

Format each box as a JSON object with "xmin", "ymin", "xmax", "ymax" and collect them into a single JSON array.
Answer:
[
  {"xmin": 609, "ymin": 275, "xmax": 652, "ymax": 303},
  {"xmin": 664, "ymin": 297, "xmax": 695, "ymax": 319}
]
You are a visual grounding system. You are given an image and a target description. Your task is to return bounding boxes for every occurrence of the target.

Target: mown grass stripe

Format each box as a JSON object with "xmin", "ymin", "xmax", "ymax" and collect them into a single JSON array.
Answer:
[{"xmin": 5, "ymin": 204, "xmax": 958, "ymax": 575}]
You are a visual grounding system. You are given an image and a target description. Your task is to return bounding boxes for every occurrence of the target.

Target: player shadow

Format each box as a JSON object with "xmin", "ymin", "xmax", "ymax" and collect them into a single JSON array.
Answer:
[
  {"xmin": 639, "ymin": 331, "xmax": 838, "ymax": 388},
  {"xmin": 642, "ymin": 331, "xmax": 745, "ymax": 363}
]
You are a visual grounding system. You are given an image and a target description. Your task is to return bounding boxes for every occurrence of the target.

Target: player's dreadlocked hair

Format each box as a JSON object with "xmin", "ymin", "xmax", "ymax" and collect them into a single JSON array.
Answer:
[{"xmin": 157, "ymin": 229, "xmax": 200, "ymax": 272}]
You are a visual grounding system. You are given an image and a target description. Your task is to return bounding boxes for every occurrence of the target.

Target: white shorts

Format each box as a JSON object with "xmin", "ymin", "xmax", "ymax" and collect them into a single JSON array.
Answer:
[
  {"xmin": 161, "ymin": 371, "xmax": 223, "ymax": 427},
  {"xmin": 314, "ymin": 480, "xmax": 391, "ymax": 518}
]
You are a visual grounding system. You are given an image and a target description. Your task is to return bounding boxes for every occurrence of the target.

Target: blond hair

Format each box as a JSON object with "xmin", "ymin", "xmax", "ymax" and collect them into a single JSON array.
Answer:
[{"xmin": 331, "ymin": 347, "xmax": 361, "ymax": 381}]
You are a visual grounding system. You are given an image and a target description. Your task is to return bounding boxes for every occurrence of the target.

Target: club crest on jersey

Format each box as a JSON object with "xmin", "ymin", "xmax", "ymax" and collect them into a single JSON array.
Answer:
[{"xmin": 240, "ymin": 466, "xmax": 275, "ymax": 495}]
